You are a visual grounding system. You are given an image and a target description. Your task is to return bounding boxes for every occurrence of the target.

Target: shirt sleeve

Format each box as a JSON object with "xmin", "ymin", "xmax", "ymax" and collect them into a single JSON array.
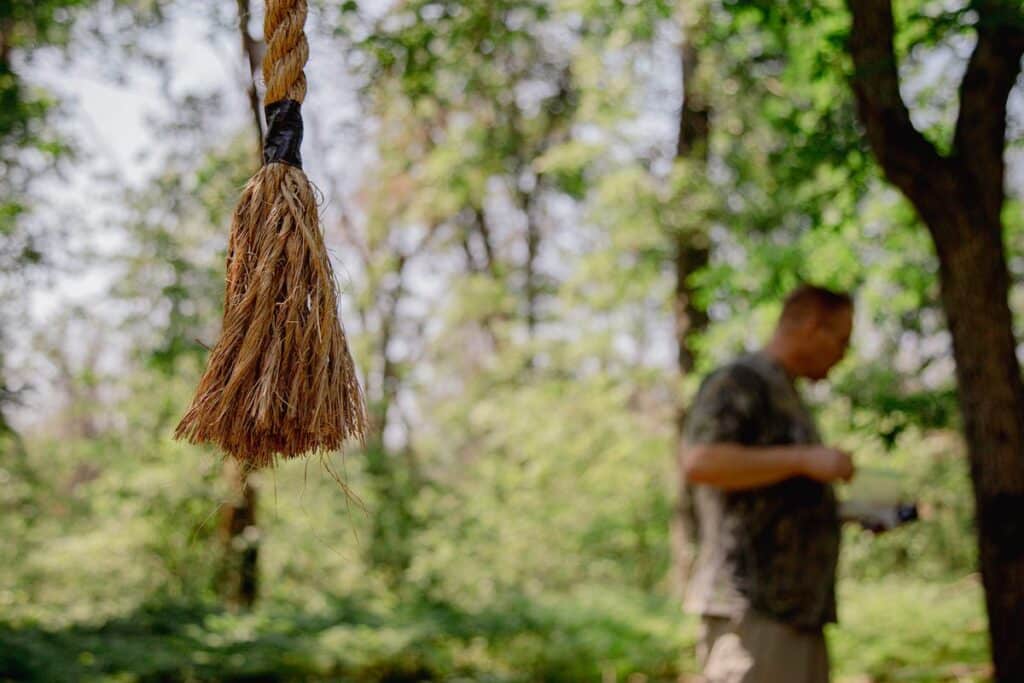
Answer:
[{"xmin": 683, "ymin": 364, "xmax": 768, "ymax": 445}]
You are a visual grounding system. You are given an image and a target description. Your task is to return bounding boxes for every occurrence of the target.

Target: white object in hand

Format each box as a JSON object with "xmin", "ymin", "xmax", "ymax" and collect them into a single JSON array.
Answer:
[
  {"xmin": 839, "ymin": 500, "xmax": 918, "ymax": 531},
  {"xmin": 842, "ymin": 466, "xmax": 906, "ymax": 505}
]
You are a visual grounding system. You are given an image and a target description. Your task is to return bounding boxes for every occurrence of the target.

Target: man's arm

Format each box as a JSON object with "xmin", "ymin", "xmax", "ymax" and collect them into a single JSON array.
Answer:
[
  {"xmin": 681, "ymin": 442, "xmax": 854, "ymax": 491},
  {"xmin": 681, "ymin": 362, "xmax": 854, "ymax": 491}
]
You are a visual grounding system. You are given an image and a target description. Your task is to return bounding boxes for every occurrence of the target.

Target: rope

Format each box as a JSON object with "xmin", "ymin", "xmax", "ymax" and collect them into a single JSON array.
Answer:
[
  {"xmin": 263, "ymin": 0, "xmax": 308, "ymax": 105},
  {"xmin": 176, "ymin": 0, "xmax": 366, "ymax": 466}
]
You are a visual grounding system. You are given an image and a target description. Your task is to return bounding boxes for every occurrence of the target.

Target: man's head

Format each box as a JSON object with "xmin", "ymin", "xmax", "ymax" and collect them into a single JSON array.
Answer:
[{"xmin": 769, "ymin": 284, "xmax": 853, "ymax": 380}]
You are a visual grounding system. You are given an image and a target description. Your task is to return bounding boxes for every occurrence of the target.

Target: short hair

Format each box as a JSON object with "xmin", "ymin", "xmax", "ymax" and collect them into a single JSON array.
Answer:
[{"xmin": 779, "ymin": 284, "xmax": 853, "ymax": 329}]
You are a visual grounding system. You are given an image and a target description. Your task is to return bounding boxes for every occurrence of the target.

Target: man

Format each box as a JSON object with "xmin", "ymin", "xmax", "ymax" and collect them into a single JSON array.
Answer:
[{"xmin": 680, "ymin": 284, "xmax": 855, "ymax": 683}]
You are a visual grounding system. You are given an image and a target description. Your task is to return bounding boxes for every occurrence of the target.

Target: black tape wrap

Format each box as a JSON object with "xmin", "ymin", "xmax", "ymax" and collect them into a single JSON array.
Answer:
[{"xmin": 263, "ymin": 99, "xmax": 303, "ymax": 168}]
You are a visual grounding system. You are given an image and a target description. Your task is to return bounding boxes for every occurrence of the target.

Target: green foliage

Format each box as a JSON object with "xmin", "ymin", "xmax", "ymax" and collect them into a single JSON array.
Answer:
[
  {"xmin": 0, "ymin": 356, "xmax": 987, "ymax": 681},
  {"xmin": 0, "ymin": 1, "xmax": 93, "ymax": 149},
  {"xmin": 831, "ymin": 579, "xmax": 989, "ymax": 683},
  {"xmin": 3, "ymin": 1, "xmax": 1010, "ymax": 681},
  {"xmin": 0, "ymin": 0, "xmax": 87, "ymax": 347},
  {"xmin": 0, "ymin": 588, "xmax": 694, "ymax": 683},
  {"xmin": 835, "ymin": 429, "xmax": 977, "ymax": 580},
  {"xmin": 115, "ymin": 134, "xmax": 253, "ymax": 373}
]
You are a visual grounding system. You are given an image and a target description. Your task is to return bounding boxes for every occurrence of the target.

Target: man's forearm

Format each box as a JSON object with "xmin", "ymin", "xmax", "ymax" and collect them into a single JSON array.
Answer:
[{"xmin": 681, "ymin": 442, "xmax": 808, "ymax": 490}]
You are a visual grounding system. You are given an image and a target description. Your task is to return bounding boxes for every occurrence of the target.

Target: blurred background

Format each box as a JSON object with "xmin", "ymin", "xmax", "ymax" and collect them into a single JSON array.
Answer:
[{"xmin": 2, "ymin": 1, "xmax": 1022, "ymax": 681}]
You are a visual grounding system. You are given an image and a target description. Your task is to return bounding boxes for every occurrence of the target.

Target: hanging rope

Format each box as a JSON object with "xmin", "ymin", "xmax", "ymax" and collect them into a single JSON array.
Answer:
[
  {"xmin": 263, "ymin": 0, "xmax": 308, "ymax": 105},
  {"xmin": 176, "ymin": 0, "xmax": 366, "ymax": 468}
]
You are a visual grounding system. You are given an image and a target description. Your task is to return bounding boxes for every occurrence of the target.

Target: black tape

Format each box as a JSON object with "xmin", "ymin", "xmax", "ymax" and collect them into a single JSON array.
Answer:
[{"xmin": 263, "ymin": 99, "xmax": 303, "ymax": 168}]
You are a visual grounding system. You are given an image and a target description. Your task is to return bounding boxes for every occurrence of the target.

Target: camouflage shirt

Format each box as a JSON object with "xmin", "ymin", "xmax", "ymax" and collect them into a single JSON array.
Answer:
[{"xmin": 682, "ymin": 351, "xmax": 840, "ymax": 631}]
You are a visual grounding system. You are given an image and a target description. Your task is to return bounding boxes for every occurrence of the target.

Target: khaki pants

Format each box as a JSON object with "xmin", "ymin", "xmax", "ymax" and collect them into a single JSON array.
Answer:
[{"xmin": 696, "ymin": 611, "xmax": 829, "ymax": 683}]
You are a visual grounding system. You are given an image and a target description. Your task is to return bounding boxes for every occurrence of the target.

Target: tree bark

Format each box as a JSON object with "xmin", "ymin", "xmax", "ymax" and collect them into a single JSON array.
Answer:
[
  {"xmin": 846, "ymin": 1, "xmax": 1024, "ymax": 677},
  {"xmin": 934, "ymin": 211, "xmax": 1024, "ymax": 681},
  {"xmin": 670, "ymin": 4, "xmax": 711, "ymax": 595}
]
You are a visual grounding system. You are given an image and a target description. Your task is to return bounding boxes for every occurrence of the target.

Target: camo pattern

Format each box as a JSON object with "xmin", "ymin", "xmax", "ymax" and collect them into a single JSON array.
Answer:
[{"xmin": 682, "ymin": 352, "xmax": 839, "ymax": 630}]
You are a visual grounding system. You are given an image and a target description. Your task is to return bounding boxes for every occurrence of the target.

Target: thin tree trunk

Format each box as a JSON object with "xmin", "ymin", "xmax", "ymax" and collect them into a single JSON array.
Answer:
[
  {"xmin": 364, "ymin": 251, "xmax": 421, "ymax": 586},
  {"xmin": 669, "ymin": 4, "xmax": 711, "ymax": 596},
  {"xmin": 218, "ymin": 0, "xmax": 266, "ymax": 610},
  {"xmin": 474, "ymin": 206, "xmax": 499, "ymax": 279},
  {"xmin": 219, "ymin": 458, "xmax": 258, "ymax": 608},
  {"xmin": 523, "ymin": 191, "xmax": 540, "ymax": 339},
  {"xmin": 236, "ymin": 0, "xmax": 265, "ymax": 155}
]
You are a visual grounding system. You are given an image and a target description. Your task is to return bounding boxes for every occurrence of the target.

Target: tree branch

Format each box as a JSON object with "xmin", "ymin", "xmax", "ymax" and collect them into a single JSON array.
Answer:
[
  {"xmin": 473, "ymin": 206, "xmax": 499, "ymax": 279},
  {"xmin": 236, "ymin": 0, "xmax": 265, "ymax": 158},
  {"xmin": 676, "ymin": 30, "xmax": 709, "ymax": 160},
  {"xmin": 953, "ymin": 1, "xmax": 1024, "ymax": 219},
  {"xmin": 845, "ymin": 0, "xmax": 948, "ymax": 210}
]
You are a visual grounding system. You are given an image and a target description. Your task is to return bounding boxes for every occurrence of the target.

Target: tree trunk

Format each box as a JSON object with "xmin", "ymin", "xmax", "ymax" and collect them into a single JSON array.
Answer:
[
  {"xmin": 932, "ymin": 209, "xmax": 1024, "ymax": 680},
  {"xmin": 845, "ymin": 2, "xmax": 1024, "ymax": 676},
  {"xmin": 219, "ymin": 458, "xmax": 258, "ymax": 608},
  {"xmin": 669, "ymin": 5, "xmax": 711, "ymax": 595}
]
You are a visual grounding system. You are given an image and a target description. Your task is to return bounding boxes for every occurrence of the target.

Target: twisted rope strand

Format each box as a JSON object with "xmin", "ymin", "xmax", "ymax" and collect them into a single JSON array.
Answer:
[{"xmin": 263, "ymin": 0, "xmax": 308, "ymax": 104}]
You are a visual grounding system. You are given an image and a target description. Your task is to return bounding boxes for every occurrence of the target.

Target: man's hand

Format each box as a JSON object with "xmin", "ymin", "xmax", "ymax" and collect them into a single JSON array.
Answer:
[{"xmin": 800, "ymin": 446, "xmax": 854, "ymax": 483}]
